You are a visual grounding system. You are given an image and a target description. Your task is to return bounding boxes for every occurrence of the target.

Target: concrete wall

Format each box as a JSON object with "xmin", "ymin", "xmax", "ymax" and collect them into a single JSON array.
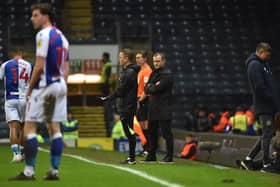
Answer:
[
  {"xmin": 69, "ymin": 44, "xmax": 119, "ymax": 73},
  {"xmin": 159, "ymin": 129, "xmax": 261, "ymax": 167}
]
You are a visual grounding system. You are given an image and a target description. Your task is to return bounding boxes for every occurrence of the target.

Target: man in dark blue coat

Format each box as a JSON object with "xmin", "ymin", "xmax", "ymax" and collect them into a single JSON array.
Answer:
[
  {"xmin": 242, "ymin": 42, "xmax": 280, "ymax": 173},
  {"xmin": 142, "ymin": 52, "xmax": 174, "ymax": 163}
]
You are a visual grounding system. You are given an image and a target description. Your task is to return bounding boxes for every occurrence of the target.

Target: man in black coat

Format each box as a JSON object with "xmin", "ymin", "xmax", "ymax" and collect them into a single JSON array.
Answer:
[
  {"xmin": 101, "ymin": 48, "xmax": 140, "ymax": 165},
  {"xmin": 142, "ymin": 52, "xmax": 174, "ymax": 163},
  {"xmin": 241, "ymin": 42, "xmax": 280, "ymax": 173}
]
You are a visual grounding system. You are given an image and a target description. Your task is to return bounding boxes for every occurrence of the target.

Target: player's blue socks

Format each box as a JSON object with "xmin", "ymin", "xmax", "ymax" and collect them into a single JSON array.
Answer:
[
  {"xmin": 11, "ymin": 144, "xmax": 19, "ymax": 154},
  {"xmin": 50, "ymin": 133, "xmax": 63, "ymax": 170},
  {"xmin": 25, "ymin": 134, "xmax": 38, "ymax": 167}
]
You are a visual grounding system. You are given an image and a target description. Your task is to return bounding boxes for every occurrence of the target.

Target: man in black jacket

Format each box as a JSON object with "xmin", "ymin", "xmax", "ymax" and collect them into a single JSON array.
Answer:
[
  {"xmin": 101, "ymin": 48, "xmax": 140, "ymax": 165},
  {"xmin": 241, "ymin": 42, "xmax": 280, "ymax": 173},
  {"xmin": 142, "ymin": 52, "xmax": 174, "ymax": 163}
]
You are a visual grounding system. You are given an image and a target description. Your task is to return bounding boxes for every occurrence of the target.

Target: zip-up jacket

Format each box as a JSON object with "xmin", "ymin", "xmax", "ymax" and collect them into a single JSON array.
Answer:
[
  {"xmin": 109, "ymin": 63, "xmax": 140, "ymax": 114},
  {"xmin": 245, "ymin": 53, "xmax": 279, "ymax": 116}
]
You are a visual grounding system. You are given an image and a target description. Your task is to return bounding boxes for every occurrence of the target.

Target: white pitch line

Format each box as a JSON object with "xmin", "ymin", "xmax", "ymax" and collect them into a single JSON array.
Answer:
[{"xmin": 39, "ymin": 147, "xmax": 185, "ymax": 187}]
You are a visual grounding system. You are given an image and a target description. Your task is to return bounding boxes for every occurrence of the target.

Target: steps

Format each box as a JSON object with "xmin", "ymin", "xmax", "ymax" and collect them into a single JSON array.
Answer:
[
  {"xmin": 62, "ymin": 0, "xmax": 93, "ymax": 41},
  {"xmin": 70, "ymin": 106, "xmax": 107, "ymax": 137}
]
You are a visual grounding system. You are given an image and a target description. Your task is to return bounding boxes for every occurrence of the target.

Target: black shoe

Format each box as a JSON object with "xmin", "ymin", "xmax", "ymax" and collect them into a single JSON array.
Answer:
[
  {"xmin": 140, "ymin": 157, "xmax": 157, "ymax": 163},
  {"xmin": 43, "ymin": 171, "xmax": 59, "ymax": 180},
  {"xmin": 120, "ymin": 157, "xmax": 136, "ymax": 165},
  {"xmin": 241, "ymin": 160, "xmax": 254, "ymax": 170},
  {"xmin": 8, "ymin": 172, "xmax": 35, "ymax": 181},
  {"xmin": 136, "ymin": 151, "xmax": 148, "ymax": 157},
  {"xmin": 159, "ymin": 157, "xmax": 174, "ymax": 164},
  {"xmin": 260, "ymin": 165, "xmax": 280, "ymax": 174}
]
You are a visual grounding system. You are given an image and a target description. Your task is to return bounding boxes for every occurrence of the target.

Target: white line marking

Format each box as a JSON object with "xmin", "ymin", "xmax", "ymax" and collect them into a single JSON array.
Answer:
[
  {"xmin": 208, "ymin": 164, "xmax": 229, "ymax": 170},
  {"xmin": 39, "ymin": 147, "xmax": 184, "ymax": 187}
]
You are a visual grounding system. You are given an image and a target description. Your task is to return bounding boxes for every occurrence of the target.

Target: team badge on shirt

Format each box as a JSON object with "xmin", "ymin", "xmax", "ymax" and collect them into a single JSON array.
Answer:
[
  {"xmin": 144, "ymin": 76, "xmax": 149, "ymax": 83},
  {"xmin": 37, "ymin": 39, "xmax": 42, "ymax": 48}
]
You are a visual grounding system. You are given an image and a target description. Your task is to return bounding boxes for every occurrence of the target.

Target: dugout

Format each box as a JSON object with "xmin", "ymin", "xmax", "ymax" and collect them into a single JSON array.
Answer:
[{"xmin": 159, "ymin": 129, "xmax": 261, "ymax": 168}]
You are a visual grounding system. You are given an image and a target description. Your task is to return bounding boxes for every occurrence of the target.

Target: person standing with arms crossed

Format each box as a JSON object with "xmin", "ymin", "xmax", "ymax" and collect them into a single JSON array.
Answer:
[
  {"xmin": 241, "ymin": 42, "xmax": 279, "ymax": 173},
  {"xmin": 135, "ymin": 50, "xmax": 152, "ymax": 155},
  {"xmin": 9, "ymin": 3, "xmax": 69, "ymax": 180},
  {"xmin": 0, "ymin": 49, "xmax": 32, "ymax": 163},
  {"xmin": 100, "ymin": 48, "xmax": 140, "ymax": 164},
  {"xmin": 142, "ymin": 52, "xmax": 174, "ymax": 163}
]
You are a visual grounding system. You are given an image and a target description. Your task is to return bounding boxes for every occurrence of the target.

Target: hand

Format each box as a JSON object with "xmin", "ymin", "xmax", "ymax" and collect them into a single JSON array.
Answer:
[
  {"xmin": 26, "ymin": 89, "xmax": 32, "ymax": 101},
  {"xmin": 26, "ymin": 89, "xmax": 32, "ymax": 98},
  {"xmin": 137, "ymin": 100, "xmax": 141, "ymax": 110},
  {"xmin": 144, "ymin": 83, "xmax": 152, "ymax": 94}
]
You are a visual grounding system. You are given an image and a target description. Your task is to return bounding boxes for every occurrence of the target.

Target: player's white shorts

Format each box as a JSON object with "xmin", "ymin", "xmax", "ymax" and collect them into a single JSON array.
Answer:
[
  {"xmin": 5, "ymin": 98, "xmax": 26, "ymax": 123},
  {"xmin": 25, "ymin": 80, "xmax": 67, "ymax": 123}
]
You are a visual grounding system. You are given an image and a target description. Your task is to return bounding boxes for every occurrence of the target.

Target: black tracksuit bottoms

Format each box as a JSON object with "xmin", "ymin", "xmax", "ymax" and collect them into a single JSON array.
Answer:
[{"xmin": 120, "ymin": 113, "xmax": 136, "ymax": 159}]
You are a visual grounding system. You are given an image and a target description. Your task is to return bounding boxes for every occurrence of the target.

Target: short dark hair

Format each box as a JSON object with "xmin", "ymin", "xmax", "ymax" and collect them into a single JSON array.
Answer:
[
  {"xmin": 16, "ymin": 48, "xmax": 25, "ymax": 58},
  {"xmin": 153, "ymin": 52, "xmax": 166, "ymax": 62},
  {"xmin": 256, "ymin": 42, "xmax": 272, "ymax": 53},
  {"xmin": 186, "ymin": 134, "xmax": 194, "ymax": 138},
  {"xmin": 136, "ymin": 50, "xmax": 148, "ymax": 59},
  {"xmin": 102, "ymin": 52, "xmax": 110, "ymax": 60},
  {"xmin": 120, "ymin": 48, "xmax": 134, "ymax": 62},
  {"xmin": 236, "ymin": 105, "xmax": 245, "ymax": 112},
  {"xmin": 31, "ymin": 3, "xmax": 54, "ymax": 24}
]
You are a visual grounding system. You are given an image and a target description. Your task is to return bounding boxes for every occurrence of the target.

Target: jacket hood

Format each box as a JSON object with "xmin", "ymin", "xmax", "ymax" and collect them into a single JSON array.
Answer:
[
  {"xmin": 126, "ymin": 63, "xmax": 140, "ymax": 73},
  {"xmin": 245, "ymin": 53, "xmax": 264, "ymax": 67}
]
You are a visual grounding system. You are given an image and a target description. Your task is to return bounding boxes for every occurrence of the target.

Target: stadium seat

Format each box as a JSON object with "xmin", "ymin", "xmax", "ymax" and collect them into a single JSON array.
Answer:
[{"xmin": 3, "ymin": 0, "xmax": 280, "ymax": 129}]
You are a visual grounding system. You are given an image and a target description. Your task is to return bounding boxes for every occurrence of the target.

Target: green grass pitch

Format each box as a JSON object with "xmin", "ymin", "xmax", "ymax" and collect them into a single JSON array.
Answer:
[{"xmin": 0, "ymin": 145, "xmax": 279, "ymax": 187}]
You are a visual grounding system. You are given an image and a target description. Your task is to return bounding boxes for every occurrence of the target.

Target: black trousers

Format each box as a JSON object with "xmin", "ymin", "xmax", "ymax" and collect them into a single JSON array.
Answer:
[
  {"xmin": 275, "ymin": 152, "xmax": 280, "ymax": 169},
  {"xmin": 120, "ymin": 113, "xmax": 136, "ymax": 159},
  {"xmin": 148, "ymin": 120, "xmax": 174, "ymax": 159},
  {"xmin": 248, "ymin": 114, "xmax": 275, "ymax": 165}
]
